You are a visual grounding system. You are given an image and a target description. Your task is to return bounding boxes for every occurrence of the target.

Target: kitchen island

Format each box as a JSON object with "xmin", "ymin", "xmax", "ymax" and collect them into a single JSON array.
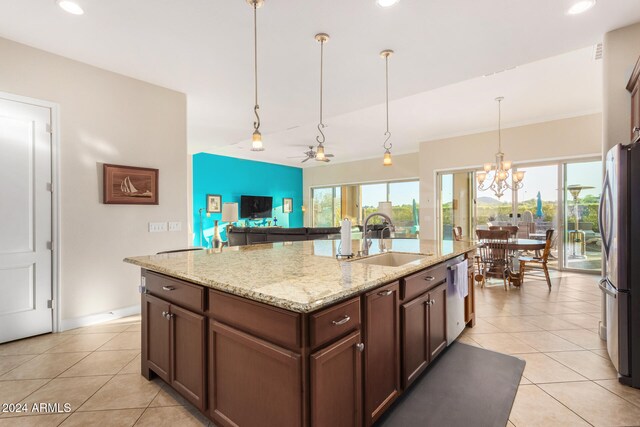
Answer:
[{"xmin": 125, "ymin": 239, "xmax": 477, "ymax": 427}]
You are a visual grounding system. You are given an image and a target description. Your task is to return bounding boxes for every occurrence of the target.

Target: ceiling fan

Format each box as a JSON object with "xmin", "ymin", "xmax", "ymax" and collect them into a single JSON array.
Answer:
[{"xmin": 288, "ymin": 146, "xmax": 334, "ymax": 163}]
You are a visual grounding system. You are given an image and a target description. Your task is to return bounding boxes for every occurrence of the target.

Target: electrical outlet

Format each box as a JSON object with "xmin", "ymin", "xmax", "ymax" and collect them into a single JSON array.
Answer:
[
  {"xmin": 168, "ymin": 221, "xmax": 182, "ymax": 232},
  {"xmin": 149, "ymin": 222, "xmax": 167, "ymax": 232}
]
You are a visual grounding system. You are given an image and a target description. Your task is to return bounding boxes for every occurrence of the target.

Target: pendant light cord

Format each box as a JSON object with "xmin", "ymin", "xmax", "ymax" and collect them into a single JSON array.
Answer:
[
  {"xmin": 316, "ymin": 38, "xmax": 326, "ymax": 145},
  {"xmin": 383, "ymin": 54, "xmax": 392, "ymax": 150},
  {"xmin": 497, "ymin": 97, "xmax": 502, "ymax": 153},
  {"xmin": 252, "ymin": 2, "xmax": 260, "ymax": 132}
]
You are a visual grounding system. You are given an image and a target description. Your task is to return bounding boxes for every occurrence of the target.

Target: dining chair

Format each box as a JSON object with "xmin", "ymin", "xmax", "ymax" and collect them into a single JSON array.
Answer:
[
  {"xmin": 475, "ymin": 229, "xmax": 511, "ymax": 290},
  {"xmin": 452, "ymin": 226, "xmax": 463, "ymax": 241},
  {"xmin": 518, "ymin": 229, "xmax": 554, "ymax": 290},
  {"xmin": 489, "ymin": 225, "xmax": 519, "ymax": 240}
]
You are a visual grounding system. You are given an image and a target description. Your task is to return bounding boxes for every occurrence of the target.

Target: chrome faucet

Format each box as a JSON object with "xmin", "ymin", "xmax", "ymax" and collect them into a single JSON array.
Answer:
[{"xmin": 361, "ymin": 212, "xmax": 395, "ymax": 256}]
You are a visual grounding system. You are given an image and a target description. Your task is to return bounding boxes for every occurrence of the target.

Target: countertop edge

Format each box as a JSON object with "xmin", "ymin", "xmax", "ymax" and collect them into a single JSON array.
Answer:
[{"xmin": 124, "ymin": 244, "xmax": 478, "ymax": 313}]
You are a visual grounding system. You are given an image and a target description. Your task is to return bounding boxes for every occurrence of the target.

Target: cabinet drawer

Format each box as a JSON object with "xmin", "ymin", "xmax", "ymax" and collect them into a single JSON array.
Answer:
[
  {"xmin": 310, "ymin": 297, "xmax": 361, "ymax": 350},
  {"xmin": 144, "ymin": 270, "xmax": 205, "ymax": 313},
  {"xmin": 209, "ymin": 290, "xmax": 301, "ymax": 351},
  {"xmin": 401, "ymin": 264, "xmax": 447, "ymax": 301}
]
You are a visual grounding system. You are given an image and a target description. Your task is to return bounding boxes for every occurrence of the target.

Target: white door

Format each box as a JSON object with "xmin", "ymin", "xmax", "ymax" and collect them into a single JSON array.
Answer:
[{"xmin": 0, "ymin": 97, "xmax": 53, "ymax": 343}]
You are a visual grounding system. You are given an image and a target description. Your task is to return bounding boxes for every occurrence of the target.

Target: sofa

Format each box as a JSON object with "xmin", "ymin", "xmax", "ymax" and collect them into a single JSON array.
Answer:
[{"xmin": 227, "ymin": 225, "xmax": 391, "ymax": 247}]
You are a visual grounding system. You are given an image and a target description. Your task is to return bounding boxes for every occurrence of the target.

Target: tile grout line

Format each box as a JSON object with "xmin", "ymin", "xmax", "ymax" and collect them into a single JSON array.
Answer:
[
  {"xmin": 532, "ymin": 382, "xmax": 596, "ymax": 426},
  {"xmin": 591, "ymin": 379, "xmax": 640, "ymax": 410}
]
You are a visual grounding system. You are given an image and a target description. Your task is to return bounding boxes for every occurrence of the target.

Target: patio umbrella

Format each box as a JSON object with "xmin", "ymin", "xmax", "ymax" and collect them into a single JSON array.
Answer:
[
  {"xmin": 412, "ymin": 199, "xmax": 420, "ymax": 235},
  {"xmin": 536, "ymin": 192, "xmax": 543, "ymax": 218}
]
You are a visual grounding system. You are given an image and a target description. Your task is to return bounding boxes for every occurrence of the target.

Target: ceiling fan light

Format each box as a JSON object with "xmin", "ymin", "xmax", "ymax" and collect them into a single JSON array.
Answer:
[
  {"xmin": 251, "ymin": 130, "xmax": 264, "ymax": 151},
  {"xmin": 57, "ymin": 0, "xmax": 84, "ymax": 15},
  {"xmin": 567, "ymin": 0, "xmax": 595, "ymax": 15}
]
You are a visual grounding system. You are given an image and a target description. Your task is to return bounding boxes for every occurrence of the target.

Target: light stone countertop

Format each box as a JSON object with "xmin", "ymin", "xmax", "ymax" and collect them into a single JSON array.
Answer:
[{"xmin": 124, "ymin": 239, "xmax": 478, "ymax": 313}]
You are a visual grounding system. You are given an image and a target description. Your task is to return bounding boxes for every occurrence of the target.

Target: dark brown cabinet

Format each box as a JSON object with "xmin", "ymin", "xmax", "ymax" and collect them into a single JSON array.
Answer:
[
  {"xmin": 428, "ymin": 283, "xmax": 448, "ymax": 361},
  {"xmin": 311, "ymin": 330, "xmax": 363, "ymax": 427},
  {"xmin": 363, "ymin": 282, "xmax": 400, "ymax": 426},
  {"xmin": 401, "ymin": 282, "xmax": 448, "ymax": 388},
  {"xmin": 209, "ymin": 320, "xmax": 302, "ymax": 427},
  {"xmin": 170, "ymin": 305, "xmax": 206, "ymax": 410},
  {"xmin": 142, "ymin": 293, "xmax": 206, "ymax": 411},
  {"xmin": 143, "ymin": 294, "xmax": 170, "ymax": 382},
  {"xmin": 139, "ymin": 250, "xmax": 475, "ymax": 427},
  {"xmin": 401, "ymin": 292, "xmax": 429, "ymax": 388}
]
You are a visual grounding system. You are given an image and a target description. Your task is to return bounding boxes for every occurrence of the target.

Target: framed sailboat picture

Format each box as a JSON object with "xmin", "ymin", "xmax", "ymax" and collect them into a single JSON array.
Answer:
[{"xmin": 103, "ymin": 164, "xmax": 159, "ymax": 205}]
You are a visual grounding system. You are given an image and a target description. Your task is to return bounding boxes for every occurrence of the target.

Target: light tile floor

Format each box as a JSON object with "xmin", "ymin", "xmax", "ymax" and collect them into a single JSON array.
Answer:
[
  {"xmin": 0, "ymin": 272, "xmax": 639, "ymax": 426},
  {"xmin": 461, "ymin": 271, "xmax": 640, "ymax": 426}
]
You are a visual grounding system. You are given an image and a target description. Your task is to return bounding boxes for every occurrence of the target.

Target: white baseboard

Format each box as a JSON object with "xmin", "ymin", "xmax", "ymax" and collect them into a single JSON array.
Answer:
[{"xmin": 60, "ymin": 305, "xmax": 140, "ymax": 332}]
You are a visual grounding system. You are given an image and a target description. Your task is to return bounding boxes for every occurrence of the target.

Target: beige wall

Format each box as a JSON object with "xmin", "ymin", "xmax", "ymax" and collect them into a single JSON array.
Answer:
[
  {"xmin": 302, "ymin": 153, "xmax": 419, "ymax": 225},
  {"xmin": 0, "ymin": 38, "xmax": 189, "ymax": 326},
  {"xmin": 603, "ymin": 22, "xmax": 640, "ymax": 152},
  {"xmin": 419, "ymin": 113, "xmax": 602, "ymax": 239}
]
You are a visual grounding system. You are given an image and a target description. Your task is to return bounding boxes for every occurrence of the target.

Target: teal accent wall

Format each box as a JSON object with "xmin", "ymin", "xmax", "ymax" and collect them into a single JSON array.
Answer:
[{"xmin": 192, "ymin": 153, "xmax": 303, "ymax": 246}]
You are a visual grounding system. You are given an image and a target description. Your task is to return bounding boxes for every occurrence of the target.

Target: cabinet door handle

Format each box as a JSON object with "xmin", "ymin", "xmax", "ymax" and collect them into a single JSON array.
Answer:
[
  {"xmin": 430, "ymin": 299, "xmax": 435, "ymax": 305},
  {"xmin": 423, "ymin": 276, "xmax": 435, "ymax": 281},
  {"xmin": 162, "ymin": 286, "xmax": 175, "ymax": 291},
  {"xmin": 332, "ymin": 315, "xmax": 351, "ymax": 326},
  {"xmin": 355, "ymin": 343, "xmax": 365, "ymax": 352},
  {"xmin": 162, "ymin": 311, "xmax": 171, "ymax": 319},
  {"xmin": 378, "ymin": 289, "xmax": 393, "ymax": 296},
  {"xmin": 424, "ymin": 300, "xmax": 433, "ymax": 306}
]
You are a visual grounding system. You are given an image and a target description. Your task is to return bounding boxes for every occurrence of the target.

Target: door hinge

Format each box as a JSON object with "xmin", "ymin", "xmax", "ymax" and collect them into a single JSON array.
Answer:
[
  {"xmin": 46, "ymin": 241, "xmax": 52, "ymax": 250},
  {"xmin": 139, "ymin": 276, "xmax": 147, "ymax": 294},
  {"xmin": 46, "ymin": 183, "xmax": 53, "ymax": 192},
  {"xmin": 46, "ymin": 124, "xmax": 53, "ymax": 134},
  {"xmin": 47, "ymin": 300, "xmax": 55, "ymax": 309}
]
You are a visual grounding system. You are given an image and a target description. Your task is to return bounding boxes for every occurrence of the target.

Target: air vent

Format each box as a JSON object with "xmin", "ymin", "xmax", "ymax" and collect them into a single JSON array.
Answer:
[
  {"xmin": 593, "ymin": 43, "xmax": 603, "ymax": 60},
  {"xmin": 483, "ymin": 66, "xmax": 517, "ymax": 78}
]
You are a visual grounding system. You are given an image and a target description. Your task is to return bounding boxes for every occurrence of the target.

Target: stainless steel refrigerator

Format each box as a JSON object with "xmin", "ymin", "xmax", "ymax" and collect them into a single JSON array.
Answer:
[{"xmin": 600, "ymin": 136, "xmax": 640, "ymax": 388}]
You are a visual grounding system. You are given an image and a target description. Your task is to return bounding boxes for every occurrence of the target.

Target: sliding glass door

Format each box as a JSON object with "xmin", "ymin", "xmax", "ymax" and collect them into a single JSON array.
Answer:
[
  {"xmin": 311, "ymin": 180, "xmax": 420, "ymax": 237},
  {"xmin": 439, "ymin": 172, "xmax": 474, "ymax": 240},
  {"xmin": 436, "ymin": 158, "xmax": 602, "ymax": 273},
  {"xmin": 563, "ymin": 161, "xmax": 602, "ymax": 272},
  {"xmin": 515, "ymin": 165, "xmax": 559, "ymax": 266}
]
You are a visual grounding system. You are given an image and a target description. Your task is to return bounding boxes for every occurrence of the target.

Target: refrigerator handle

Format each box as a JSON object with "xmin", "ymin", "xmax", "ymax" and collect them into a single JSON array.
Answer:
[
  {"xmin": 599, "ymin": 171, "xmax": 610, "ymax": 258},
  {"xmin": 598, "ymin": 278, "xmax": 617, "ymax": 298}
]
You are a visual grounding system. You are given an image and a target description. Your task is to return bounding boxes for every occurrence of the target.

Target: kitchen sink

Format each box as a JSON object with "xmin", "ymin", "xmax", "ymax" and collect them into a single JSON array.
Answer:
[{"xmin": 351, "ymin": 252, "xmax": 429, "ymax": 267}]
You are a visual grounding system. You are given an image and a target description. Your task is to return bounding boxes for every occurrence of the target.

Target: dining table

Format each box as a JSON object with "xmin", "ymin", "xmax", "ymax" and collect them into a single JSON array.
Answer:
[{"xmin": 504, "ymin": 238, "xmax": 546, "ymax": 251}]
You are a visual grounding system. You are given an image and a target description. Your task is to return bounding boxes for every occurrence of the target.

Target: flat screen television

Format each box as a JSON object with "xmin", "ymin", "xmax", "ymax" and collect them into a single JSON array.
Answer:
[{"xmin": 240, "ymin": 195, "xmax": 273, "ymax": 219}]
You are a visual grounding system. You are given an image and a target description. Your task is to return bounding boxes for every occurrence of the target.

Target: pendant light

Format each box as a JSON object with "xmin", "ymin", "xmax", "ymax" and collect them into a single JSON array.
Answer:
[
  {"xmin": 381, "ymin": 49, "xmax": 394, "ymax": 166},
  {"xmin": 476, "ymin": 97, "xmax": 525, "ymax": 198},
  {"xmin": 315, "ymin": 33, "xmax": 329, "ymax": 161},
  {"xmin": 248, "ymin": 0, "xmax": 264, "ymax": 151}
]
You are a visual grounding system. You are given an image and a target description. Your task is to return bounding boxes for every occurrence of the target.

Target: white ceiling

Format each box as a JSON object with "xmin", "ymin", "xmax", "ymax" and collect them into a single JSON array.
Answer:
[{"xmin": 0, "ymin": 0, "xmax": 638, "ymax": 167}]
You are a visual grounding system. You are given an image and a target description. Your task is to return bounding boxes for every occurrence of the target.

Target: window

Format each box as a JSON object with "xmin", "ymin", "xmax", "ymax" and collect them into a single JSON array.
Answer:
[
  {"xmin": 311, "ymin": 180, "xmax": 419, "ymax": 237},
  {"xmin": 311, "ymin": 187, "xmax": 340, "ymax": 227}
]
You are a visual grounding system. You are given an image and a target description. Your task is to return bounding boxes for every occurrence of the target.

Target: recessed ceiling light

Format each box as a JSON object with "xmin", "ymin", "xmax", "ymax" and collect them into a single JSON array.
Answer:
[
  {"xmin": 376, "ymin": 0, "xmax": 400, "ymax": 8},
  {"xmin": 567, "ymin": 0, "xmax": 595, "ymax": 15},
  {"xmin": 57, "ymin": 0, "xmax": 84, "ymax": 15}
]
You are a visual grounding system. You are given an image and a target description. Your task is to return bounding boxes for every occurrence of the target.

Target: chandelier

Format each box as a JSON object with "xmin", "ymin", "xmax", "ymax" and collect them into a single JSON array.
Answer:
[{"xmin": 476, "ymin": 97, "xmax": 525, "ymax": 198}]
